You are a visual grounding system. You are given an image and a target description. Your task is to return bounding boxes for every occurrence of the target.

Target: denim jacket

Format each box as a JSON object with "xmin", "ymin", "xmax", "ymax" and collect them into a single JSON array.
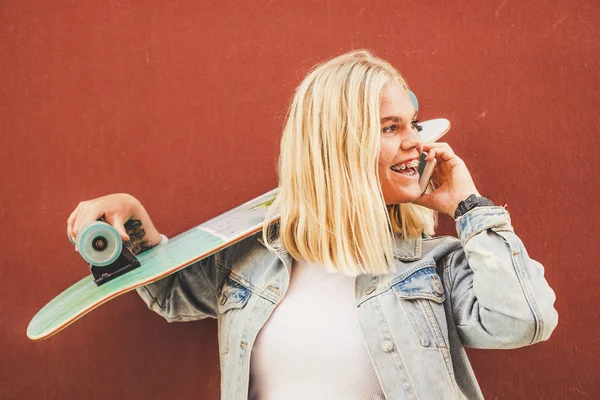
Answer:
[{"xmin": 136, "ymin": 206, "xmax": 558, "ymax": 399}]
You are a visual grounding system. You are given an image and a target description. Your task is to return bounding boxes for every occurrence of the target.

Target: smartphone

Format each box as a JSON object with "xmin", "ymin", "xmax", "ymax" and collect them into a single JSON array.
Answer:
[{"xmin": 418, "ymin": 153, "xmax": 437, "ymax": 194}]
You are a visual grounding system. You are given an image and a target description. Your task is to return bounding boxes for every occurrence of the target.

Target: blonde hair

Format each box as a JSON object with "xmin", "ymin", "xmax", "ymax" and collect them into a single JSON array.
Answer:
[{"xmin": 262, "ymin": 50, "xmax": 436, "ymax": 276}]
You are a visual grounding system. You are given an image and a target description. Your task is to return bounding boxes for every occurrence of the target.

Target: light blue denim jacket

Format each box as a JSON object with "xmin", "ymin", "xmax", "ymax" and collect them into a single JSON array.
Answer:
[{"xmin": 136, "ymin": 206, "xmax": 558, "ymax": 399}]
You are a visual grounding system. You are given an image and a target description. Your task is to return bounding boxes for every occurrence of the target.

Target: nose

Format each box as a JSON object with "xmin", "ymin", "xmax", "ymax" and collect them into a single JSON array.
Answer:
[{"xmin": 400, "ymin": 126, "xmax": 422, "ymax": 152}]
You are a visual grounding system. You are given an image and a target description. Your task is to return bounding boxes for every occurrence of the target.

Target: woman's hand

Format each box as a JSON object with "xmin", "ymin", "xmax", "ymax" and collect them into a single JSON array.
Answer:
[
  {"xmin": 67, "ymin": 193, "xmax": 140, "ymax": 244},
  {"xmin": 412, "ymin": 142, "xmax": 480, "ymax": 217}
]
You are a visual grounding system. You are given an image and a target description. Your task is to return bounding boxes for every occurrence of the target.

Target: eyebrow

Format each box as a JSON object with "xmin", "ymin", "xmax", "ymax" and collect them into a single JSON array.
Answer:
[{"xmin": 380, "ymin": 110, "xmax": 418, "ymax": 123}]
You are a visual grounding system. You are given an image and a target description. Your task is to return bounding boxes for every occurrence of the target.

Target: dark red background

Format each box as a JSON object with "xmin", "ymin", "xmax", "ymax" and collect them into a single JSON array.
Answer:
[{"xmin": 1, "ymin": 0, "xmax": 598, "ymax": 399}]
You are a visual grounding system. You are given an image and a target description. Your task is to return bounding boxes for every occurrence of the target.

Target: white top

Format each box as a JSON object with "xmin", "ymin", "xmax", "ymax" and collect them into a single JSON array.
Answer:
[{"xmin": 249, "ymin": 259, "xmax": 386, "ymax": 400}]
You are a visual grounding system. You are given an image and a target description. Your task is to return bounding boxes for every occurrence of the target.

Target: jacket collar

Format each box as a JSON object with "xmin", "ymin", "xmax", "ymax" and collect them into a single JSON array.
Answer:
[
  {"xmin": 257, "ymin": 234, "xmax": 293, "ymax": 274},
  {"xmin": 392, "ymin": 234, "xmax": 423, "ymax": 261}
]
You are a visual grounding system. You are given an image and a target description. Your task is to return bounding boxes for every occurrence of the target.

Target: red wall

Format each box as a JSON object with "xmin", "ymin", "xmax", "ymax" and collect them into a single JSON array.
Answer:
[{"xmin": 2, "ymin": 1, "xmax": 598, "ymax": 398}]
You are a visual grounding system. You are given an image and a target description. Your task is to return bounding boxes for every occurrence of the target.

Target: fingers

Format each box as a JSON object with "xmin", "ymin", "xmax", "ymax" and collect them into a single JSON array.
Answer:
[
  {"xmin": 105, "ymin": 213, "xmax": 130, "ymax": 242},
  {"xmin": 424, "ymin": 148, "xmax": 437, "ymax": 162},
  {"xmin": 412, "ymin": 192, "xmax": 435, "ymax": 210},
  {"xmin": 67, "ymin": 202, "xmax": 82, "ymax": 244},
  {"xmin": 423, "ymin": 142, "xmax": 453, "ymax": 151},
  {"xmin": 67, "ymin": 195, "xmax": 132, "ymax": 249},
  {"xmin": 422, "ymin": 142, "xmax": 463, "ymax": 167},
  {"xmin": 423, "ymin": 142, "xmax": 455, "ymax": 160},
  {"xmin": 70, "ymin": 202, "xmax": 104, "ymax": 245},
  {"xmin": 71, "ymin": 205, "xmax": 86, "ymax": 242}
]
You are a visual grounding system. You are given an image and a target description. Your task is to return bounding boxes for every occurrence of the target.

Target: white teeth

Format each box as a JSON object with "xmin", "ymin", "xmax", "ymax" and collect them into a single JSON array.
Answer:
[
  {"xmin": 391, "ymin": 159, "xmax": 419, "ymax": 172},
  {"xmin": 406, "ymin": 160, "xmax": 419, "ymax": 168}
]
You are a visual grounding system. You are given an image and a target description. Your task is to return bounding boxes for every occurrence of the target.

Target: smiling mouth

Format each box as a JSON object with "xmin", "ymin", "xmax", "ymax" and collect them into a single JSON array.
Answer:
[
  {"xmin": 393, "ymin": 168, "xmax": 417, "ymax": 176},
  {"xmin": 390, "ymin": 159, "xmax": 419, "ymax": 176}
]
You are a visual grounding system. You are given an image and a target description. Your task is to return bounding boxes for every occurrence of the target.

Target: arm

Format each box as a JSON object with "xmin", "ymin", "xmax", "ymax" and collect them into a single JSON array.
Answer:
[
  {"xmin": 123, "ymin": 205, "xmax": 219, "ymax": 322},
  {"xmin": 415, "ymin": 142, "xmax": 558, "ymax": 349},
  {"xmin": 442, "ymin": 206, "xmax": 558, "ymax": 349},
  {"xmin": 135, "ymin": 234, "xmax": 219, "ymax": 322},
  {"xmin": 121, "ymin": 199, "xmax": 163, "ymax": 253},
  {"xmin": 123, "ymin": 202, "xmax": 219, "ymax": 322}
]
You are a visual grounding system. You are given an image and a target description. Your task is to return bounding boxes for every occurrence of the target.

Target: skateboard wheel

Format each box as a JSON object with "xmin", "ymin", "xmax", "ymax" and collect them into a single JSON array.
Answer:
[
  {"xmin": 76, "ymin": 221, "xmax": 123, "ymax": 267},
  {"xmin": 408, "ymin": 89, "xmax": 419, "ymax": 112}
]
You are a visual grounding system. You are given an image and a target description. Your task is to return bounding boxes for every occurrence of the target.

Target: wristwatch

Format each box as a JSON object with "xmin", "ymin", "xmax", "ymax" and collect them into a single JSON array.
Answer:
[{"xmin": 453, "ymin": 194, "xmax": 495, "ymax": 219}]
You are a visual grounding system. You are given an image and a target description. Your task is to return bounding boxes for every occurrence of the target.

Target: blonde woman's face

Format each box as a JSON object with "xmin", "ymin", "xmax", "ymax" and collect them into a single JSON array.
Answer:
[{"xmin": 378, "ymin": 82, "xmax": 424, "ymax": 205}]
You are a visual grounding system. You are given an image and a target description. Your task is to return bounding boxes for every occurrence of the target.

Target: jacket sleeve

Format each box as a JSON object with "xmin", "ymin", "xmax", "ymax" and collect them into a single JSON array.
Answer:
[
  {"xmin": 443, "ymin": 206, "xmax": 558, "ymax": 349},
  {"xmin": 135, "ymin": 235, "xmax": 219, "ymax": 322}
]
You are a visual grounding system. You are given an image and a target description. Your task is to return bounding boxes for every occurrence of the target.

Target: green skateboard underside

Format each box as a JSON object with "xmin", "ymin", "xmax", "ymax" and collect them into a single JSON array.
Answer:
[{"xmin": 27, "ymin": 188, "xmax": 279, "ymax": 341}]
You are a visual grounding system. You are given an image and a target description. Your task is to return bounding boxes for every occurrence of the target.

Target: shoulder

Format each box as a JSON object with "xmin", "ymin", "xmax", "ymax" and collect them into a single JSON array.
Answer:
[
  {"xmin": 216, "ymin": 231, "xmax": 282, "ymax": 274},
  {"xmin": 420, "ymin": 234, "xmax": 464, "ymax": 268}
]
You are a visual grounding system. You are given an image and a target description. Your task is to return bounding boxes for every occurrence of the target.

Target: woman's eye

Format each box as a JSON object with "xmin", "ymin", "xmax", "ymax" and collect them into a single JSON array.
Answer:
[
  {"xmin": 382, "ymin": 124, "xmax": 398, "ymax": 134},
  {"xmin": 411, "ymin": 119, "xmax": 423, "ymax": 132}
]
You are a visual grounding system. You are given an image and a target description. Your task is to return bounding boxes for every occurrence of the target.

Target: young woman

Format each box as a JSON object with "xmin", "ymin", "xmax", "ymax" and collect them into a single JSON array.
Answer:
[{"xmin": 67, "ymin": 50, "xmax": 558, "ymax": 399}]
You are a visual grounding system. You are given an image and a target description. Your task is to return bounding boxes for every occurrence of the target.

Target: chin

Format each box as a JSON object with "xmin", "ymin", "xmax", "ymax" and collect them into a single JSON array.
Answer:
[{"xmin": 384, "ymin": 186, "xmax": 422, "ymax": 205}]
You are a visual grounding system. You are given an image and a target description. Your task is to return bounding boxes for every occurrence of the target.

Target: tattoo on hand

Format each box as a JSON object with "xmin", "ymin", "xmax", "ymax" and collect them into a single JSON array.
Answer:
[{"xmin": 124, "ymin": 219, "xmax": 153, "ymax": 255}]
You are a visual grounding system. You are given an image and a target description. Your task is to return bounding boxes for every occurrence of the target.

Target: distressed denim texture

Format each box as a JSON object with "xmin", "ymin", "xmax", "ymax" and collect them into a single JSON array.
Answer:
[{"xmin": 136, "ymin": 206, "xmax": 558, "ymax": 399}]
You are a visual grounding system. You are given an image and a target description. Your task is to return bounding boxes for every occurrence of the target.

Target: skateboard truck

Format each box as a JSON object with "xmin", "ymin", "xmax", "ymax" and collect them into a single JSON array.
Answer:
[
  {"xmin": 90, "ymin": 245, "xmax": 140, "ymax": 286},
  {"xmin": 73, "ymin": 220, "xmax": 142, "ymax": 286}
]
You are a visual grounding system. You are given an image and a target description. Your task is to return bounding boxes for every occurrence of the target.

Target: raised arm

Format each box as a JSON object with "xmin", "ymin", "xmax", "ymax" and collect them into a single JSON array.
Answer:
[
  {"xmin": 442, "ymin": 206, "xmax": 558, "ymax": 348},
  {"xmin": 413, "ymin": 142, "xmax": 558, "ymax": 348}
]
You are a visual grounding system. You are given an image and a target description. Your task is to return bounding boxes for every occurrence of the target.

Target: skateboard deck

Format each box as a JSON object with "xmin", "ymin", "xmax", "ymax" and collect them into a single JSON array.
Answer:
[{"xmin": 27, "ymin": 118, "xmax": 450, "ymax": 341}]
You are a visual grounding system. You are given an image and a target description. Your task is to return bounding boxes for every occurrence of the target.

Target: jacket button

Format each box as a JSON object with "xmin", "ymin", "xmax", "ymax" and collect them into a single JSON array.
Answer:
[
  {"xmin": 365, "ymin": 285, "xmax": 376, "ymax": 295},
  {"xmin": 381, "ymin": 340, "xmax": 394, "ymax": 352},
  {"xmin": 431, "ymin": 275, "xmax": 444, "ymax": 295}
]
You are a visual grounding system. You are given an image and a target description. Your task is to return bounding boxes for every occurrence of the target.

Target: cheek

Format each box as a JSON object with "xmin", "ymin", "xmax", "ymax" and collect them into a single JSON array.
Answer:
[
  {"xmin": 377, "ymin": 154, "xmax": 391, "ymax": 184},
  {"xmin": 377, "ymin": 142, "xmax": 395, "ymax": 187},
  {"xmin": 378, "ymin": 141, "xmax": 396, "ymax": 169},
  {"xmin": 377, "ymin": 159, "xmax": 395, "ymax": 198}
]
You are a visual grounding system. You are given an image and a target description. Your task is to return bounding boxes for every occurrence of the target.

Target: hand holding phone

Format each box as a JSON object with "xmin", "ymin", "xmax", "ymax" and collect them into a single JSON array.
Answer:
[{"xmin": 419, "ymin": 154, "xmax": 437, "ymax": 194}]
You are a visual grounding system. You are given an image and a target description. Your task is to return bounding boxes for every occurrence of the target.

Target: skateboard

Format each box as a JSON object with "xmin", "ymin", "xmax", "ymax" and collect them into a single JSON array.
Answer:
[{"xmin": 26, "ymin": 118, "xmax": 450, "ymax": 342}]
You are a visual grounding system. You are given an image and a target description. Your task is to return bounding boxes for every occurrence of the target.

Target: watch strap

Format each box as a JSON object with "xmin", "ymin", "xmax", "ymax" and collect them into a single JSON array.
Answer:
[{"xmin": 454, "ymin": 194, "xmax": 495, "ymax": 219}]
